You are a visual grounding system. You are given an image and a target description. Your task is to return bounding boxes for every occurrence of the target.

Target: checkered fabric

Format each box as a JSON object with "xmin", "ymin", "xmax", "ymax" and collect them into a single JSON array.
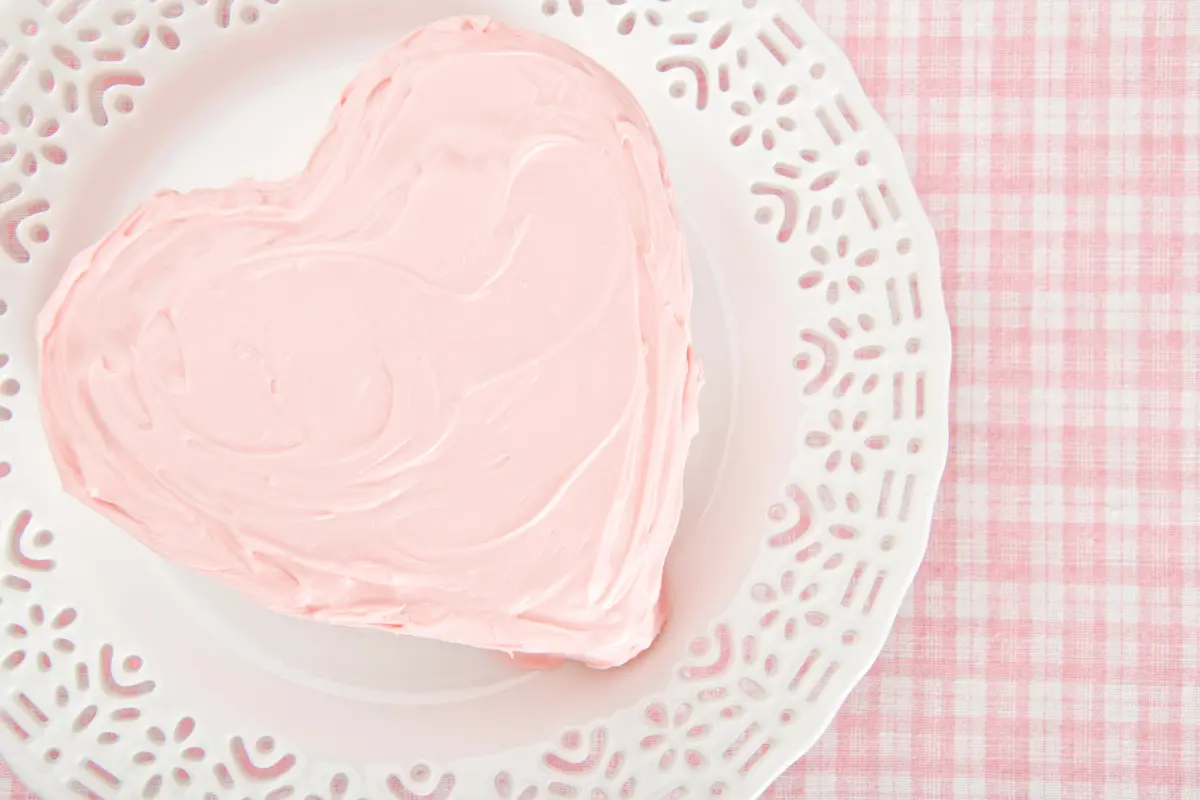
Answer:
[
  {"xmin": 3, "ymin": 1, "xmax": 1198, "ymax": 798},
  {"xmin": 766, "ymin": 1, "xmax": 1200, "ymax": 798}
]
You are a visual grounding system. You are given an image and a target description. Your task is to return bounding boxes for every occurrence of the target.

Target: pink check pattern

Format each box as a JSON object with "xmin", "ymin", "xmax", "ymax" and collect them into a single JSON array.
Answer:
[
  {"xmin": 3, "ymin": 1, "xmax": 1198, "ymax": 798},
  {"xmin": 765, "ymin": 0, "xmax": 1200, "ymax": 798}
]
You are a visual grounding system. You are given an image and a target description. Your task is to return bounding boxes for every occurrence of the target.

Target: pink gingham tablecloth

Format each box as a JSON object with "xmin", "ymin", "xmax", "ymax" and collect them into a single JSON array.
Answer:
[
  {"xmin": 4, "ymin": 1, "xmax": 1199, "ymax": 798},
  {"xmin": 767, "ymin": 1, "xmax": 1200, "ymax": 797}
]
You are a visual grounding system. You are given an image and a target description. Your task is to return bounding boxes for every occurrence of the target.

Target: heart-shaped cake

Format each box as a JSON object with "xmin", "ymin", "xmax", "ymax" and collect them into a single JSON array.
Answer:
[{"xmin": 39, "ymin": 17, "xmax": 700, "ymax": 668}]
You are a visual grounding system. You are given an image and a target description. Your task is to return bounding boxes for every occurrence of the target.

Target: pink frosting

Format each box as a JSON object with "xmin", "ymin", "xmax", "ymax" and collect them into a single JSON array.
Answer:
[{"xmin": 38, "ymin": 17, "xmax": 701, "ymax": 668}]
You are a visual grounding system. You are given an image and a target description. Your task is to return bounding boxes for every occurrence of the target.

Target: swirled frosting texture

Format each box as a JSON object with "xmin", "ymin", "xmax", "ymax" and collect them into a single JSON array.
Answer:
[{"xmin": 38, "ymin": 17, "xmax": 700, "ymax": 668}]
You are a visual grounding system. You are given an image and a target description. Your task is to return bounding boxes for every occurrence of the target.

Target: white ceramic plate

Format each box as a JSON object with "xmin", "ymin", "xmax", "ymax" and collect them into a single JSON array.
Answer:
[{"xmin": 0, "ymin": 1, "xmax": 948, "ymax": 797}]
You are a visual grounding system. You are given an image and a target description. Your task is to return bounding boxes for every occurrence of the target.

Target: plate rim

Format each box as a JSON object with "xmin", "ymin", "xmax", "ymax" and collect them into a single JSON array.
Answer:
[{"xmin": 0, "ymin": 0, "xmax": 949, "ymax": 797}]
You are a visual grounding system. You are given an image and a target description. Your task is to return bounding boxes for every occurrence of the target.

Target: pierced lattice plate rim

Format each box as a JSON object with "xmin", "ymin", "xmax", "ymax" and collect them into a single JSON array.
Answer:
[{"xmin": 0, "ymin": 1, "xmax": 948, "ymax": 798}]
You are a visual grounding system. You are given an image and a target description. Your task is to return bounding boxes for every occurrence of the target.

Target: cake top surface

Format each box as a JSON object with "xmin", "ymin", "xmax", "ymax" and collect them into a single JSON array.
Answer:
[{"xmin": 38, "ymin": 17, "xmax": 700, "ymax": 667}]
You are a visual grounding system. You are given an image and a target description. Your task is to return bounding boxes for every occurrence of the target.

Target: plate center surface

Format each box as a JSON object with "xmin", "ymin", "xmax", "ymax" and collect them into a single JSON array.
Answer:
[{"xmin": 30, "ymin": 0, "xmax": 799, "ymax": 760}]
